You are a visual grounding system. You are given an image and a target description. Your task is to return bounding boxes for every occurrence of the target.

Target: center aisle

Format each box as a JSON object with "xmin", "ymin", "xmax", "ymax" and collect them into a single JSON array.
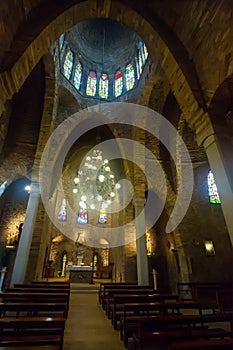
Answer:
[{"xmin": 63, "ymin": 286, "xmax": 125, "ymax": 350}]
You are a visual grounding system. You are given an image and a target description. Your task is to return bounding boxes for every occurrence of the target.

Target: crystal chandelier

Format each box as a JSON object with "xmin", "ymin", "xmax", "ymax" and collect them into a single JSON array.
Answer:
[{"xmin": 73, "ymin": 149, "xmax": 120, "ymax": 212}]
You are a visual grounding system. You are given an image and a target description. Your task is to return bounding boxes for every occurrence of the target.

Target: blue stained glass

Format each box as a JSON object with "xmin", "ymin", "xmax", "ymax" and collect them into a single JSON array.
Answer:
[
  {"xmin": 77, "ymin": 206, "xmax": 88, "ymax": 224},
  {"xmin": 63, "ymin": 50, "xmax": 73, "ymax": 79},
  {"xmin": 115, "ymin": 71, "xmax": 123, "ymax": 97},
  {"xmin": 99, "ymin": 73, "xmax": 108, "ymax": 99},
  {"xmin": 58, "ymin": 198, "xmax": 67, "ymax": 222},
  {"xmin": 125, "ymin": 64, "xmax": 135, "ymax": 91},
  {"xmin": 86, "ymin": 71, "xmax": 97, "ymax": 96},
  {"xmin": 74, "ymin": 62, "xmax": 82, "ymax": 90},
  {"xmin": 98, "ymin": 209, "xmax": 107, "ymax": 224},
  {"xmin": 207, "ymin": 170, "xmax": 221, "ymax": 204}
]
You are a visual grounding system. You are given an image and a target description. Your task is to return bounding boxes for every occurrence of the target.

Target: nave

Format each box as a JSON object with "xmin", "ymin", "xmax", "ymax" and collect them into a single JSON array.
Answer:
[{"xmin": 63, "ymin": 284, "xmax": 125, "ymax": 350}]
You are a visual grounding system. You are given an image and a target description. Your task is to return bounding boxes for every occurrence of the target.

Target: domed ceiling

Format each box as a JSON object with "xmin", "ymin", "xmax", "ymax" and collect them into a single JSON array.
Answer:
[
  {"xmin": 58, "ymin": 18, "xmax": 149, "ymax": 101},
  {"xmin": 66, "ymin": 18, "xmax": 138, "ymax": 71}
]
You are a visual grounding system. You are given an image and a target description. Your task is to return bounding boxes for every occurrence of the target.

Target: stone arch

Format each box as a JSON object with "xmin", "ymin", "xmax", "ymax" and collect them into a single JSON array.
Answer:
[
  {"xmin": 0, "ymin": 0, "xmax": 208, "ymax": 132},
  {"xmin": 208, "ymin": 74, "xmax": 233, "ymax": 136}
]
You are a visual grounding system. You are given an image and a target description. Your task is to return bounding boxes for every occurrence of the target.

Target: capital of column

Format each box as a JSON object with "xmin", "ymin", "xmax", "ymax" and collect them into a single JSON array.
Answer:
[
  {"xmin": 29, "ymin": 181, "xmax": 40, "ymax": 197},
  {"xmin": 133, "ymin": 196, "xmax": 146, "ymax": 209}
]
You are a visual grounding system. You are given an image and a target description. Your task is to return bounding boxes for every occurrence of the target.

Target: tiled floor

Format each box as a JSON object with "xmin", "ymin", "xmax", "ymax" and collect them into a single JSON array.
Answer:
[{"xmin": 63, "ymin": 286, "xmax": 125, "ymax": 350}]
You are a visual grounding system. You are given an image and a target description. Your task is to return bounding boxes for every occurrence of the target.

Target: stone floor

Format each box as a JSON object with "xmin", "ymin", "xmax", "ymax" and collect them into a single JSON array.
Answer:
[
  {"xmin": 63, "ymin": 284, "xmax": 125, "ymax": 350},
  {"xmin": 60, "ymin": 281, "xmax": 231, "ymax": 350}
]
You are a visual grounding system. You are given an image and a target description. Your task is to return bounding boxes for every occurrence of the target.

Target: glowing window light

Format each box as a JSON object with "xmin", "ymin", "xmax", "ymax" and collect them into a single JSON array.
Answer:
[
  {"xmin": 115, "ymin": 71, "xmax": 123, "ymax": 97},
  {"xmin": 77, "ymin": 206, "xmax": 88, "ymax": 225},
  {"xmin": 98, "ymin": 209, "xmax": 107, "ymax": 224},
  {"xmin": 63, "ymin": 50, "xmax": 73, "ymax": 79},
  {"xmin": 125, "ymin": 64, "xmax": 135, "ymax": 91},
  {"xmin": 74, "ymin": 62, "xmax": 82, "ymax": 90},
  {"xmin": 58, "ymin": 198, "xmax": 67, "ymax": 222},
  {"xmin": 86, "ymin": 71, "xmax": 97, "ymax": 96},
  {"xmin": 207, "ymin": 170, "xmax": 221, "ymax": 204},
  {"xmin": 99, "ymin": 73, "xmax": 109, "ymax": 99}
]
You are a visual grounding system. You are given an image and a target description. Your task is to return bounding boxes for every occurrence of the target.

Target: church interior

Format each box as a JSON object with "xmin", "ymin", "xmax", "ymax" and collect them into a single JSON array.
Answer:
[{"xmin": 0, "ymin": 3, "xmax": 232, "ymax": 346}]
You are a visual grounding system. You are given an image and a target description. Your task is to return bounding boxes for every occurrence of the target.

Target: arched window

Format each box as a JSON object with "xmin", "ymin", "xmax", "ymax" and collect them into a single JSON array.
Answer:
[
  {"xmin": 59, "ymin": 34, "xmax": 65, "ymax": 50},
  {"xmin": 207, "ymin": 170, "xmax": 221, "ymax": 203},
  {"xmin": 99, "ymin": 73, "xmax": 108, "ymax": 99},
  {"xmin": 74, "ymin": 62, "xmax": 82, "ymax": 90},
  {"xmin": 86, "ymin": 71, "xmax": 97, "ymax": 96},
  {"xmin": 114, "ymin": 71, "xmax": 123, "ymax": 97},
  {"xmin": 77, "ymin": 206, "xmax": 88, "ymax": 224},
  {"xmin": 125, "ymin": 64, "xmax": 135, "ymax": 91},
  {"xmin": 98, "ymin": 209, "xmax": 107, "ymax": 224},
  {"xmin": 139, "ymin": 41, "xmax": 148, "ymax": 65},
  {"xmin": 63, "ymin": 50, "xmax": 73, "ymax": 79},
  {"xmin": 137, "ymin": 50, "xmax": 143, "ymax": 77},
  {"xmin": 58, "ymin": 198, "xmax": 67, "ymax": 222}
]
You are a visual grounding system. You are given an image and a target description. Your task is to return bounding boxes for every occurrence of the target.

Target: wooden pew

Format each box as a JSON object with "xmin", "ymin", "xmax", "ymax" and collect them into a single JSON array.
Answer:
[
  {"xmin": 177, "ymin": 282, "xmax": 232, "ymax": 305},
  {"xmin": 100, "ymin": 284, "xmax": 152, "ymax": 308},
  {"xmin": 5, "ymin": 287, "xmax": 70, "ymax": 295},
  {"xmin": 0, "ymin": 316, "xmax": 66, "ymax": 350},
  {"xmin": 131, "ymin": 313, "xmax": 232, "ymax": 350},
  {"xmin": 98, "ymin": 282, "xmax": 137, "ymax": 304},
  {"xmin": 110, "ymin": 294, "xmax": 181, "ymax": 329},
  {"xmin": 215, "ymin": 288, "xmax": 232, "ymax": 314},
  {"xmin": 103, "ymin": 288, "xmax": 155, "ymax": 311},
  {"xmin": 170, "ymin": 337, "xmax": 232, "ymax": 349},
  {"xmin": 0, "ymin": 346, "xmax": 59, "ymax": 350},
  {"xmin": 119, "ymin": 300, "xmax": 202, "ymax": 339},
  {"xmin": 0, "ymin": 302, "xmax": 68, "ymax": 318},
  {"xmin": 14, "ymin": 283, "xmax": 70, "ymax": 290},
  {"xmin": 32, "ymin": 281, "xmax": 70, "ymax": 284},
  {"xmin": 0, "ymin": 292, "xmax": 69, "ymax": 308}
]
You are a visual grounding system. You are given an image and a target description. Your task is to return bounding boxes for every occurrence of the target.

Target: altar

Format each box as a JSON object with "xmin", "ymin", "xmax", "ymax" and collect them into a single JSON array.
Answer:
[{"xmin": 66, "ymin": 265, "xmax": 95, "ymax": 283}]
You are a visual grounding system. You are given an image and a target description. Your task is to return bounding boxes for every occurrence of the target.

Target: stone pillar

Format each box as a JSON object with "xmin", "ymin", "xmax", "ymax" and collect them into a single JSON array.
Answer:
[
  {"xmin": 10, "ymin": 182, "xmax": 40, "ymax": 286},
  {"xmin": 203, "ymin": 134, "xmax": 233, "ymax": 245},
  {"xmin": 197, "ymin": 122, "xmax": 233, "ymax": 246},
  {"xmin": 134, "ymin": 199, "xmax": 149, "ymax": 285}
]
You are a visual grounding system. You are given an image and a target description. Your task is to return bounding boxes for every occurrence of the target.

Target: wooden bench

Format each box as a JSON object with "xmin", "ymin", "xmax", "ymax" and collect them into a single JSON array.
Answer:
[
  {"xmin": 215, "ymin": 288, "xmax": 232, "ymax": 314},
  {"xmin": 110, "ymin": 294, "xmax": 181, "ymax": 329},
  {"xmin": 101, "ymin": 285, "xmax": 153, "ymax": 309},
  {"xmin": 0, "ymin": 302, "xmax": 68, "ymax": 318},
  {"xmin": 98, "ymin": 282, "xmax": 137, "ymax": 304},
  {"xmin": 0, "ymin": 316, "xmax": 66, "ymax": 350},
  {"xmin": 0, "ymin": 346, "xmax": 59, "ymax": 350},
  {"xmin": 120, "ymin": 302, "xmax": 199, "ymax": 347},
  {"xmin": 14, "ymin": 283, "xmax": 70, "ymax": 290},
  {"xmin": 103, "ymin": 288, "xmax": 155, "ymax": 312},
  {"xmin": 0, "ymin": 293, "xmax": 70, "ymax": 310},
  {"xmin": 170, "ymin": 337, "xmax": 232, "ymax": 349},
  {"xmin": 5, "ymin": 288, "xmax": 70, "ymax": 295},
  {"xmin": 131, "ymin": 313, "xmax": 232, "ymax": 350}
]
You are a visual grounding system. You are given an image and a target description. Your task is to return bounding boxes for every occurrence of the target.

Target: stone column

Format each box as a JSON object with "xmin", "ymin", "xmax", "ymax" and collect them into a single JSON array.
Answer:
[
  {"xmin": 10, "ymin": 182, "xmax": 40, "ymax": 286},
  {"xmin": 203, "ymin": 135, "xmax": 233, "ymax": 245},
  {"xmin": 134, "ymin": 199, "xmax": 149, "ymax": 285},
  {"xmin": 197, "ymin": 122, "xmax": 233, "ymax": 246}
]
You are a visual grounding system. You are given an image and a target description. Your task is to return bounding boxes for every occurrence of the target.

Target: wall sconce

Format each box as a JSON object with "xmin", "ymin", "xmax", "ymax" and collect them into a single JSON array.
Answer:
[{"xmin": 203, "ymin": 240, "xmax": 215, "ymax": 256}]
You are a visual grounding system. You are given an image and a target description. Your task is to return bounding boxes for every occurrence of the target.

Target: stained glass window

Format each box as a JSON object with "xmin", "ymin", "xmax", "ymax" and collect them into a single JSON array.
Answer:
[
  {"xmin": 125, "ymin": 64, "xmax": 135, "ymax": 91},
  {"xmin": 115, "ymin": 71, "xmax": 123, "ymax": 97},
  {"xmin": 86, "ymin": 71, "xmax": 97, "ymax": 96},
  {"xmin": 207, "ymin": 170, "xmax": 221, "ymax": 203},
  {"xmin": 143, "ymin": 44, "xmax": 148, "ymax": 61},
  {"xmin": 99, "ymin": 73, "xmax": 108, "ymax": 99},
  {"xmin": 59, "ymin": 34, "xmax": 65, "ymax": 50},
  {"xmin": 98, "ymin": 209, "xmax": 107, "ymax": 224},
  {"xmin": 58, "ymin": 199, "xmax": 67, "ymax": 222},
  {"xmin": 77, "ymin": 206, "xmax": 88, "ymax": 224},
  {"xmin": 137, "ymin": 50, "xmax": 143, "ymax": 76},
  {"xmin": 74, "ymin": 63, "xmax": 82, "ymax": 90},
  {"xmin": 63, "ymin": 50, "xmax": 73, "ymax": 79},
  {"xmin": 139, "ymin": 41, "xmax": 148, "ymax": 66}
]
